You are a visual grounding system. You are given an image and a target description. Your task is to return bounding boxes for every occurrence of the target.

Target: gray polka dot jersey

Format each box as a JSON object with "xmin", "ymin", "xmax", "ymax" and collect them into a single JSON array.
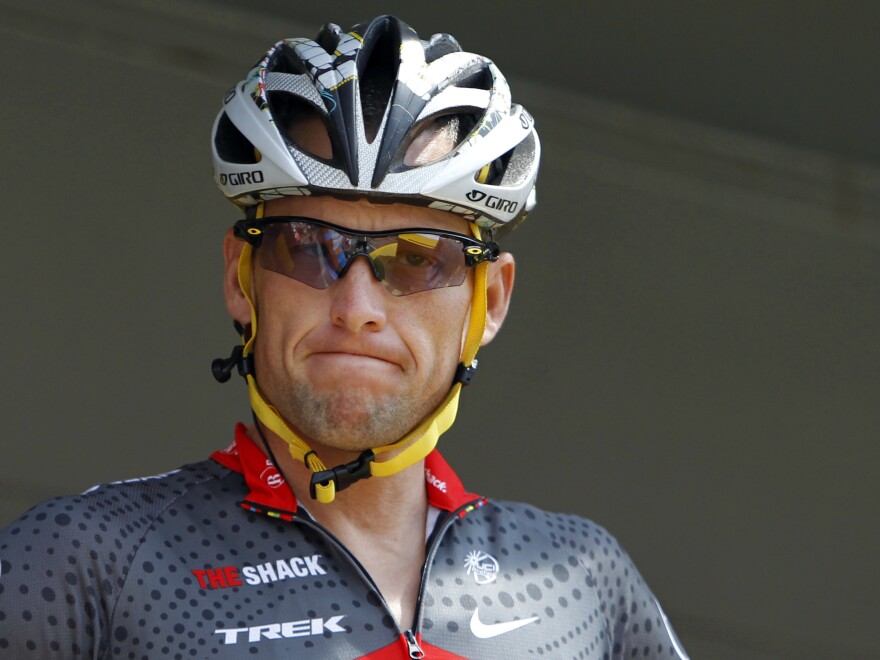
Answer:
[{"xmin": 0, "ymin": 425, "xmax": 688, "ymax": 658}]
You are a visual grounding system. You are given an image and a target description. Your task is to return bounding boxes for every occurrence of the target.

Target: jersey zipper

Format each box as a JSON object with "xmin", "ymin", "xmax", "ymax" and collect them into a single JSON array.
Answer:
[
  {"xmin": 295, "ymin": 497, "xmax": 485, "ymax": 657},
  {"xmin": 409, "ymin": 498, "xmax": 487, "ymax": 653},
  {"xmin": 403, "ymin": 629, "xmax": 425, "ymax": 658}
]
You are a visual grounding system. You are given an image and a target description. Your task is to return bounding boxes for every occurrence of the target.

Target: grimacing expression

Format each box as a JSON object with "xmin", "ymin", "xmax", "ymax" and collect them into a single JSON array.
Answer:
[{"xmin": 223, "ymin": 194, "xmax": 513, "ymax": 454}]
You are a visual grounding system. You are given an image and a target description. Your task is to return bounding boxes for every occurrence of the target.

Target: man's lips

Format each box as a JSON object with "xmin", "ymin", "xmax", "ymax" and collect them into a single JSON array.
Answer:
[
  {"xmin": 301, "ymin": 334, "xmax": 408, "ymax": 372},
  {"xmin": 313, "ymin": 350, "xmax": 392, "ymax": 361},
  {"xmin": 307, "ymin": 350, "xmax": 403, "ymax": 370}
]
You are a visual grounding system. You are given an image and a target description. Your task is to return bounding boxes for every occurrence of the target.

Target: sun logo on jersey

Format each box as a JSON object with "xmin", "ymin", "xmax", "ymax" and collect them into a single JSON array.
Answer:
[{"xmin": 464, "ymin": 550, "xmax": 499, "ymax": 585}]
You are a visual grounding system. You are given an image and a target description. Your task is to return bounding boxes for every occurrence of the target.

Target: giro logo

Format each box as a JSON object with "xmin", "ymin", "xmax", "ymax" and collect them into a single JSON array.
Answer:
[
  {"xmin": 220, "ymin": 170, "xmax": 265, "ymax": 186},
  {"xmin": 465, "ymin": 190, "xmax": 519, "ymax": 214},
  {"xmin": 464, "ymin": 550, "xmax": 499, "ymax": 585},
  {"xmin": 215, "ymin": 616, "xmax": 347, "ymax": 645}
]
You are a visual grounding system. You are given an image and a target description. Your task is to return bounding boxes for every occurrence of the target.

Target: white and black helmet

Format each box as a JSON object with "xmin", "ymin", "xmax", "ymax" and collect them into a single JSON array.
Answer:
[{"xmin": 211, "ymin": 15, "xmax": 540, "ymax": 232}]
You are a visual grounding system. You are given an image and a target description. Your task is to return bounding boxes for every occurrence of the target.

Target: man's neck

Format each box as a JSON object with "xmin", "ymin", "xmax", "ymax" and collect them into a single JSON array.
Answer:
[
  {"xmin": 257, "ymin": 429, "xmax": 428, "ymax": 524},
  {"xmin": 249, "ymin": 425, "xmax": 430, "ymax": 627}
]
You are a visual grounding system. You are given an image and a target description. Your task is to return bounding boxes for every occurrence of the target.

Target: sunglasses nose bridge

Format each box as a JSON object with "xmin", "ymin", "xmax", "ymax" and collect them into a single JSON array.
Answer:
[{"xmin": 336, "ymin": 247, "xmax": 384, "ymax": 283}]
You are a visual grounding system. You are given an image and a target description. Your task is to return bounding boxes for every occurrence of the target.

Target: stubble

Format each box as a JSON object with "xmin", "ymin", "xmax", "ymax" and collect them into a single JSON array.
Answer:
[{"xmin": 273, "ymin": 376, "xmax": 447, "ymax": 452}]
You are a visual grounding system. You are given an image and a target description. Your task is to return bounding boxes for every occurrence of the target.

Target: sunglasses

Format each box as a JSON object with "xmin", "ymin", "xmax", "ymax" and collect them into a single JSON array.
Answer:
[{"xmin": 234, "ymin": 216, "xmax": 499, "ymax": 296}]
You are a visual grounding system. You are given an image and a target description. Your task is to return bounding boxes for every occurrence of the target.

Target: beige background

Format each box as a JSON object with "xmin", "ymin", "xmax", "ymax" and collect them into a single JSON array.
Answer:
[{"xmin": 1, "ymin": 2, "xmax": 878, "ymax": 658}]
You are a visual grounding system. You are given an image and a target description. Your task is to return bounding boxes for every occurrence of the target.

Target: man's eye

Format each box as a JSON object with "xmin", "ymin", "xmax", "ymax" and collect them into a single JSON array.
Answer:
[{"xmin": 400, "ymin": 252, "xmax": 431, "ymax": 267}]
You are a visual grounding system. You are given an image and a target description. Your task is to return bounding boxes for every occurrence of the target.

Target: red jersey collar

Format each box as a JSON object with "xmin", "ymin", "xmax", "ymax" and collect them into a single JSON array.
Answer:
[{"xmin": 211, "ymin": 423, "xmax": 482, "ymax": 516}]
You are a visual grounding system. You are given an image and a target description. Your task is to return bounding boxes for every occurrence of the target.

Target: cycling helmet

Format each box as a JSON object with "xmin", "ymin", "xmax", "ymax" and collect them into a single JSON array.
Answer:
[
  {"xmin": 212, "ymin": 16, "xmax": 540, "ymax": 503},
  {"xmin": 212, "ymin": 14, "xmax": 540, "ymax": 233}
]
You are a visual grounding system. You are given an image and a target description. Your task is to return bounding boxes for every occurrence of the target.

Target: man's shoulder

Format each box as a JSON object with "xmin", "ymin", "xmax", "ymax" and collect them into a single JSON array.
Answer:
[
  {"xmin": 470, "ymin": 498, "xmax": 689, "ymax": 654},
  {"xmin": 481, "ymin": 498, "xmax": 616, "ymax": 544},
  {"xmin": 475, "ymin": 500, "xmax": 688, "ymax": 659},
  {"xmin": 473, "ymin": 498, "xmax": 641, "ymax": 578},
  {"xmin": 79, "ymin": 456, "xmax": 232, "ymax": 501},
  {"xmin": 0, "ymin": 459, "xmax": 248, "ymax": 657},
  {"xmin": 0, "ymin": 458, "xmax": 234, "ymax": 544}
]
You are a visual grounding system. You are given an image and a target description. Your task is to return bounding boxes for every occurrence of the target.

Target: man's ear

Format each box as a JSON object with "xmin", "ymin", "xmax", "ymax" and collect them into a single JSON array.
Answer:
[
  {"xmin": 223, "ymin": 228, "xmax": 251, "ymax": 326},
  {"xmin": 481, "ymin": 251, "xmax": 515, "ymax": 346}
]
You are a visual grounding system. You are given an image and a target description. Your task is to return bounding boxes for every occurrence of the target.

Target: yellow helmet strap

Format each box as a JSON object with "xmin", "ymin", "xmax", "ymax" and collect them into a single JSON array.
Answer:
[{"xmin": 214, "ymin": 203, "xmax": 490, "ymax": 503}]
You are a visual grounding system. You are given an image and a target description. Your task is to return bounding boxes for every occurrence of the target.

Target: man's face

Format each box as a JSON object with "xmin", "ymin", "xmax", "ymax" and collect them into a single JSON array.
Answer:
[{"xmin": 232, "ymin": 195, "xmax": 476, "ymax": 453}]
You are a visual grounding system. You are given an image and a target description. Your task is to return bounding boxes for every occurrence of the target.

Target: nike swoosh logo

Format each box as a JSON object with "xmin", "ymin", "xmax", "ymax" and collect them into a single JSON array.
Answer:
[{"xmin": 469, "ymin": 608, "xmax": 540, "ymax": 639}]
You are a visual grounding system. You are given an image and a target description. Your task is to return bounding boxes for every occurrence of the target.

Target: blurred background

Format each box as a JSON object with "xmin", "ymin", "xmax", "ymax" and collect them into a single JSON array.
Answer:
[{"xmin": 1, "ymin": 1, "xmax": 877, "ymax": 657}]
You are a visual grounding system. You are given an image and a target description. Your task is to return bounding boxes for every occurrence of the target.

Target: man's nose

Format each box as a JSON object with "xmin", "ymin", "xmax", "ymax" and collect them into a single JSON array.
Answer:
[{"xmin": 329, "ymin": 256, "xmax": 388, "ymax": 332}]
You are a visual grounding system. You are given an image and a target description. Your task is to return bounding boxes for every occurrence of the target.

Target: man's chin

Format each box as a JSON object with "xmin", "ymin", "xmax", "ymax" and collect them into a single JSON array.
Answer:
[
  {"xmin": 279, "ymin": 391, "xmax": 411, "ymax": 451},
  {"xmin": 272, "ymin": 375, "xmax": 453, "ymax": 456}
]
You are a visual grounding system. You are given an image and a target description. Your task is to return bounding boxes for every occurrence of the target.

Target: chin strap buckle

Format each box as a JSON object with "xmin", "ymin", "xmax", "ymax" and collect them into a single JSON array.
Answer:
[
  {"xmin": 454, "ymin": 360, "xmax": 479, "ymax": 386},
  {"xmin": 309, "ymin": 450, "xmax": 376, "ymax": 500}
]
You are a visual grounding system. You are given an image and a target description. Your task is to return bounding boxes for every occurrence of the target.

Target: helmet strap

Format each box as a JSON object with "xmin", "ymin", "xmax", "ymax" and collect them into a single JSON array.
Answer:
[{"xmin": 234, "ymin": 203, "xmax": 489, "ymax": 503}]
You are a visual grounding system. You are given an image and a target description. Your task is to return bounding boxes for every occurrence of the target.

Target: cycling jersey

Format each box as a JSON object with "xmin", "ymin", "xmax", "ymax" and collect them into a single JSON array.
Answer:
[{"xmin": 0, "ymin": 425, "xmax": 688, "ymax": 659}]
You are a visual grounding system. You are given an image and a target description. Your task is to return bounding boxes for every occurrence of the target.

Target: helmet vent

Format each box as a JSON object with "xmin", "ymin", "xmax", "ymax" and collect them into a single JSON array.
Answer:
[
  {"xmin": 496, "ymin": 132, "xmax": 537, "ymax": 187},
  {"xmin": 272, "ymin": 43, "xmax": 308, "ymax": 75},
  {"xmin": 267, "ymin": 92, "xmax": 335, "ymax": 162},
  {"xmin": 215, "ymin": 112, "xmax": 260, "ymax": 164},
  {"xmin": 358, "ymin": 23, "xmax": 399, "ymax": 144},
  {"xmin": 457, "ymin": 67, "xmax": 493, "ymax": 91},
  {"xmin": 401, "ymin": 112, "xmax": 478, "ymax": 167}
]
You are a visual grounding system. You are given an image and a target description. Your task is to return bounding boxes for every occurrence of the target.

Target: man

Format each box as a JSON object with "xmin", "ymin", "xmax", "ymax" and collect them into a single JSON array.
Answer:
[{"xmin": 0, "ymin": 16, "xmax": 688, "ymax": 658}]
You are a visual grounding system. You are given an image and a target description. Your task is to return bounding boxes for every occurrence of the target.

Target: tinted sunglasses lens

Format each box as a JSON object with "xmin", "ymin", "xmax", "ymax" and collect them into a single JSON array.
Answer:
[
  {"xmin": 256, "ymin": 222, "xmax": 342, "ymax": 289},
  {"xmin": 373, "ymin": 233, "xmax": 467, "ymax": 295},
  {"xmin": 254, "ymin": 222, "xmax": 469, "ymax": 295}
]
